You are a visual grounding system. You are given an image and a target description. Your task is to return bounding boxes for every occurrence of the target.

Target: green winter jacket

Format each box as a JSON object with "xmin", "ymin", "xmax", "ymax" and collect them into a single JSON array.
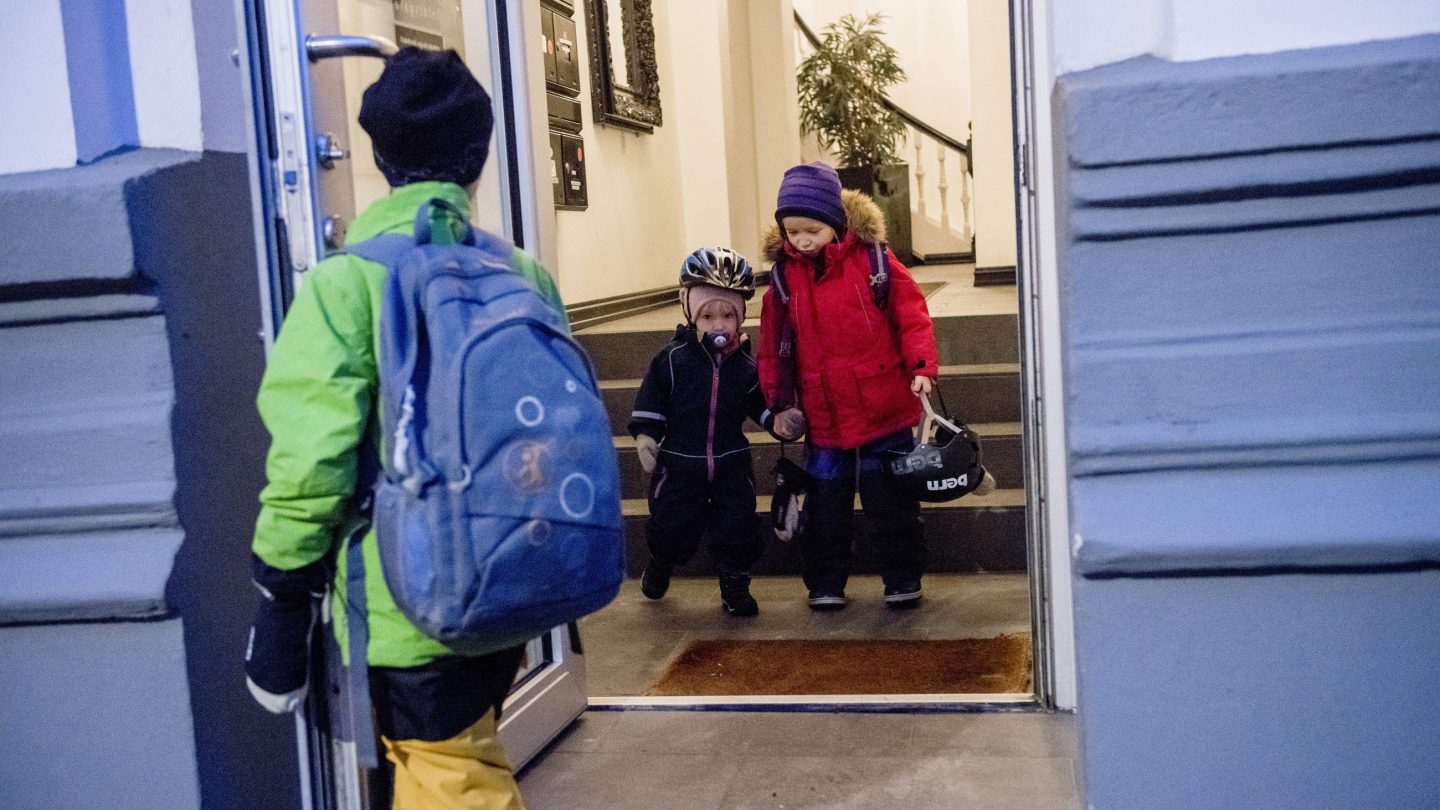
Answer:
[{"xmin": 252, "ymin": 182, "xmax": 567, "ymax": 668}]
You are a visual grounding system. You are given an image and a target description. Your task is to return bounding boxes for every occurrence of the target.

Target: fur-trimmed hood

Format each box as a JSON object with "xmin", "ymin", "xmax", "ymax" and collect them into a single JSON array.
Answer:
[{"xmin": 761, "ymin": 188, "xmax": 887, "ymax": 263}]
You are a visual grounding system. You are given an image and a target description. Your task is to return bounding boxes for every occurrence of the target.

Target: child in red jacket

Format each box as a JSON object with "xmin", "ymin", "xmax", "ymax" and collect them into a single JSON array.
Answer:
[{"xmin": 758, "ymin": 162, "xmax": 938, "ymax": 610}]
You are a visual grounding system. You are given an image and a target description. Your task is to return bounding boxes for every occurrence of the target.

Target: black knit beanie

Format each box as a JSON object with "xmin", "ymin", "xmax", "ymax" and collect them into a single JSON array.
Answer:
[{"xmin": 359, "ymin": 47, "xmax": 493, "ymax": 188}]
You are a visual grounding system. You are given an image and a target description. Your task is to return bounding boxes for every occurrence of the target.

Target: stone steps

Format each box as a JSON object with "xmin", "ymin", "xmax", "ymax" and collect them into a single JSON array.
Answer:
[
  {"xmin": 599, "ymin": 362, "xmax": 1022, "ymax": 435},
  {"xmin": 612, "ymin": 422, "xmax": 1023, "ymax": 499},
  {"xmin": 619, "ymin": 490, "xmax": 1027, "ymax": 577},
  {"xmin": 576, "ymin": 311, "xmax": 1020, "ymax": 381},
  {"xmin": 578, "ymin": 306, "xmax": 1028, "ymax": 574}
]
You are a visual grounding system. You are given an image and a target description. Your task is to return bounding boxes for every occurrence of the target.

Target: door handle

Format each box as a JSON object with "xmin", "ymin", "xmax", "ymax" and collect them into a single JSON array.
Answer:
[{"xmin": 304, "ymin": 34, "xmax": 399, "ymax": 62}]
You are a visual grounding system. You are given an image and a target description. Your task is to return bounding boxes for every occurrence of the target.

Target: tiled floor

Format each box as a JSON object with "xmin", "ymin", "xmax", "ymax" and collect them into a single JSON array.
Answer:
[
  {"xmin": 580, "ymin": 574, "xmax": 1033, "ymax": 698},
  {"xmin": 517, "ymin": 709, "xmax": 1081, "ymax": 809}
]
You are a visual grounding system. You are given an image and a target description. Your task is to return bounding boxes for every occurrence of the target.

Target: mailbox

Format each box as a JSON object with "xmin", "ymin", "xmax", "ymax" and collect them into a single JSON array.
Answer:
[
  {"xmin": 559, "ymin": 134, "xmax": 587, "ymax": 209},
  {"xmin": 541, "ymin": 10, "xmax": 557, "ymax": 85},
  {"xmin": 542, "ymin": 0, "xmax": 585, "ymax": 210},
  {"xmin": 550, "ymin": 13, "xmax": 581, "ymax": 94}
]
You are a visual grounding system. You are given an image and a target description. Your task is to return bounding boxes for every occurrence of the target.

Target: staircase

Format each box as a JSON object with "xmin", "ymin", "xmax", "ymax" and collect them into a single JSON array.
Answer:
[{"xmin": 574, "ymin": 288, "xmax": 1027, "ymax": 578}]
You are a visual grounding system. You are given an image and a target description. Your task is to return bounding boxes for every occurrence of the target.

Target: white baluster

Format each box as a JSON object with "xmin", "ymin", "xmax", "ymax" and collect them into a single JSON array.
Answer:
[
  {"xmin": 960, "ymin": 152, "xmax": 973, "ymax": 246},
  {"xmin": 938, "ymin": 148, "xmax": 950, "ymax": 233},
  {"xmin": 914, "ymin": 134, "xmax": 926, "ymax": 218}
]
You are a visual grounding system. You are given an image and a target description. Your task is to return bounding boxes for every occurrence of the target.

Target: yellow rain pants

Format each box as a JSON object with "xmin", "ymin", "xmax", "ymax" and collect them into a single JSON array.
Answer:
[{"xmin": 383, "ymin": 709, "xmax": 527, "ymax": 810}]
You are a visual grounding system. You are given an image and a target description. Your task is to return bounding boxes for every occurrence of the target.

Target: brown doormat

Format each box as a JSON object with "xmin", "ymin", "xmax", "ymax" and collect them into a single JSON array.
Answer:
[{"xmin": 644, "ymin": 636, "xmax": 1031, "ymax": 696}]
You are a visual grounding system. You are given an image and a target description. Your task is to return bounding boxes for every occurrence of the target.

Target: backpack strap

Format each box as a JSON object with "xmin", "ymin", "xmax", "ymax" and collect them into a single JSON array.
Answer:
[
  {"xmin": 342, "ymin": 196, "xmax": 479, "ymax": 264},
  {"xmin": 343, "ymin": 232, "xmax": 415, "ymax": 267},
  {"xmin": 770, "ymin": 255, "xmax": 792, "ymax": 306},
  {"xmin": 342, "ymin": 519, "xmax": 379, "ymax": 769},
  {"xmin": 767, "ymin": 257, "xmax": 800, "ymax": 409},
  {"xmin": 869, "ymin": 242, "xmax": 891, "ymax": 312}
]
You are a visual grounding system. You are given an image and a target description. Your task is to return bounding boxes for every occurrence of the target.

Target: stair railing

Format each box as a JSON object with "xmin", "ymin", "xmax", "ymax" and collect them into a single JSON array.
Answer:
[{"xmin": 793, "ymin": 11, "xmax": 974, "ymax": 253}]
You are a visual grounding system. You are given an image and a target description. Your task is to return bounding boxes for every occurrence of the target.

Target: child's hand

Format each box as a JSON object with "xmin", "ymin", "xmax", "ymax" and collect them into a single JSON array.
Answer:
[
  {"xmin": 911, "ymin": 375, "xmax": 934, "ymax": 395},
  {"xmin": 775, "ymin": 408, "xmax": 807, "ymax": 440},
  {"xmin": 635, "ymin": 434, "xmax": 659, "ymax": 473}
]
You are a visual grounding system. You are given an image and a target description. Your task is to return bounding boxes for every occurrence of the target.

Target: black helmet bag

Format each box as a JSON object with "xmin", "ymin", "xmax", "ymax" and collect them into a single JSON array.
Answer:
[{"xmin": 888, "ymin": 392, "xmax": 984, "ymax": 503}]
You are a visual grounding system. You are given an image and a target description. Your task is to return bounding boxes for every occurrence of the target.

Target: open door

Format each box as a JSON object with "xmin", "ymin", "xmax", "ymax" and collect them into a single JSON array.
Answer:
[{"xmin": 247, "ymin": 0, "xmax": 587, "ymax": 805}]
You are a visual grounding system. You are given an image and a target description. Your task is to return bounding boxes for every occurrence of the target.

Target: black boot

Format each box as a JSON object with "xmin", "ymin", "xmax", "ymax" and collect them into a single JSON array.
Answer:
[
  {"xmin": 641, "ymin": 561, "xmax": 672, "ymax": 600},
  {"xmin": 719, "ymin": 574, "xmax": 759, "ymax": 617}
]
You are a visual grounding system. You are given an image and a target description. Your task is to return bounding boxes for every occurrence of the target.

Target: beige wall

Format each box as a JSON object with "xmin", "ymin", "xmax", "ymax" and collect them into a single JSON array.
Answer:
[
  {"xmin": 551, "ymin": 0, "xmax": 693, "ymax": 303},
  {"xmin": 792, "ymin": 0, "xmax": 1015, "ymax": 260},
  {"xmin": 550, "ymin": 0, "xmax": 799, "ymax": 303},
  {"xmin": 968, "ymin": 0, "xmax": 1017, "ymax": 268}
]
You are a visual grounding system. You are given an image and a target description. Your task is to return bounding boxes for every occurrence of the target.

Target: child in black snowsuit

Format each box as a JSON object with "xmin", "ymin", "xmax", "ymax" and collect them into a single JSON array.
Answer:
[{"xmin": 628, "ymin": 248, "xmax": 781, "ymax": 616}]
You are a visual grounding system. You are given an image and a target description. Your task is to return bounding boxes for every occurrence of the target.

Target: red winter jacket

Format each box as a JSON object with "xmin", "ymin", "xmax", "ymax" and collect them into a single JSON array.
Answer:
[{"xmin": 758, "ymin": 189, "xmax": 938, "ymax": 450}]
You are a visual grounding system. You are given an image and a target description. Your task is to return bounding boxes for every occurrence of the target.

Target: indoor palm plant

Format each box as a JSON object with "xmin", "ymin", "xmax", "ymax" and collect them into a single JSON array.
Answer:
[{"xmin": 796, "ymin": 12, "xmax": 912, "ymax": 262}]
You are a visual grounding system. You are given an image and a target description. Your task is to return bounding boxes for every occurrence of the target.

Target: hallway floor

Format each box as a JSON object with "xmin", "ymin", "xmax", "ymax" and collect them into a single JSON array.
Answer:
[
  {"xmin": 520, "ymin": 267, "xmax": 1072, "ymax": 809},
  {"xmin": 582, "ymin": 573, "xmax": 1032, "ymax": 697},
  {"xmin": 517, "ymin": 709, "xmax": 1080, "ymax": 809}
]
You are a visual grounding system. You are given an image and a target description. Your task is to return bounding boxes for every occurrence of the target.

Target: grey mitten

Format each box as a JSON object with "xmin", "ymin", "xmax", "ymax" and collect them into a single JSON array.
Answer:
[{"xmin": 635, "ymin": 434, "xmax": 659, "ymax": 473}]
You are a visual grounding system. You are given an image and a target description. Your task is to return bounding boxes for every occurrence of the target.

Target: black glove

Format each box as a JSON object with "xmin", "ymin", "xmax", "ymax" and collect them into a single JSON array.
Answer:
[
  {"xmin": 244, "ymin": 555, "xmax": 327, "ymax": 714},
  {"xmin": 770, "ymin": 456, "xmax": 810, "ymax": 542}
]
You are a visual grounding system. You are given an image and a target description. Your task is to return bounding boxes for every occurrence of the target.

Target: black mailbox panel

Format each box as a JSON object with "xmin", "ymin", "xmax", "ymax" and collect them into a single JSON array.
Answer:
[
  {"xmin": 551, "ymin": 14, "xmax": 581, "ymax": 94},
  {"xmin": 560, "ymin": 134, "xmax": 587, "ymax": 208},
  {"xmin": 541, "ymin": 10, "xmax": 558, "ymax": 85}
]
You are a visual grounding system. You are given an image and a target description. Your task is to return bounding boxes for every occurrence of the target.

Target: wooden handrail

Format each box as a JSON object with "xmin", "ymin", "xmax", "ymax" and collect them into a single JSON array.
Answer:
[{"xmin": 793, "ymin": 11, "xmax": 971, "ymax": 162}]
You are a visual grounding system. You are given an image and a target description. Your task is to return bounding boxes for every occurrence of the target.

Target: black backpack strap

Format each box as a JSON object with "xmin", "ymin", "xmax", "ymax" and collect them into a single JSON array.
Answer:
[
  {"xmin": 770, "ymin": 255, "xmax": 791, "ymax": 306},
  {"xmin": 869, "ymin": 242, "xmax": 891, "ymax": 312},
  {"xmin": 771, "ymin": 258, "xmax": 799, "ymax": 408}
]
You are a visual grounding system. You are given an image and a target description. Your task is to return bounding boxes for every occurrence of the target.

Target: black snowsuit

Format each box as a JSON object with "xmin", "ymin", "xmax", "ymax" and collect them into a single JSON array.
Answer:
[{"xmin": 629, "ymin": 326, "xmax": 775, "ymax": 576}]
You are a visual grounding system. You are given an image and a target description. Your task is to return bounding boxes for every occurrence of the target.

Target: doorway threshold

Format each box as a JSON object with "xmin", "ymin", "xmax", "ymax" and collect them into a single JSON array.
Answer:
[{"xmin": 587, "ymin": 694, "xmax": 1039, "ymax": 713}]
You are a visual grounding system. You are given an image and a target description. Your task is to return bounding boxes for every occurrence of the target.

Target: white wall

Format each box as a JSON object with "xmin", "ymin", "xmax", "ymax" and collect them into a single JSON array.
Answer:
[
  {"xmin": 792, "ymin": 0, "xmax": 971, "ymax": 153},
  {"xmin": 1050, "ymin": 0, "xmax": 1440, "ymax": 75},
  {"xmin": 1, "ymin": 0, "xmax": 76, "ymax": 174},
  {"xmin": 789, "ymin": 0, "xmax": 1013, "ymax": 257},
  {"xmin": 127, "ymin": 0, "xmax": 204, "ymax": 153},
  {"xmin": 668, "ymin": 0, "xmax": 735, "ymax": 259},
  {"xmin": 552, "ymin": 0, "xmax": 789, "ymax": 303},
  {"xmin": 0, "ymin": 0, "xmax": 206, "ymax": 176},
  {"xmin": 551, "ymin": 0, "xmax": 689, "ymax": 302}
]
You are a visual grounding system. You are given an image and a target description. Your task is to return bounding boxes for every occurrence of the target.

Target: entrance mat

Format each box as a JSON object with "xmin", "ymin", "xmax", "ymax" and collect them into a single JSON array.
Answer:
[{"xmin": 644, "ymin": 635, "xmax": 1031, "ymax": 696}]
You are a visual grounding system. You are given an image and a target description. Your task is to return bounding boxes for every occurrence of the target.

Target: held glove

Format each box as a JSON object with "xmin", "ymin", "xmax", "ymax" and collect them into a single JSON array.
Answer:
[
  {"xmin": 774, "ymin": 408, "xmax": 807, "ymax": 441},
  {"xmin": 635, "ymin": 434, "xmax": 659, "ymax": 474},
  {"xmin": 770, "ymin": 456, "xmax": 810, "ymax": 542},
  {"xmin": 244, "ymin": 555, "xmax": 328, "ymax": 714}
]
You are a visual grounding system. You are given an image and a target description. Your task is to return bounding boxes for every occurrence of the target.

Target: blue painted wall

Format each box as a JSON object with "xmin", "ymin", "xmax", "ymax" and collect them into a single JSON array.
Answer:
[
  {"xmin": 1054, "ymin": 34, "xmax": 1440, "ymax": 808},
  {"xmin": 59, "ymin": 0, "xmax": 139, "ymax": 163}
]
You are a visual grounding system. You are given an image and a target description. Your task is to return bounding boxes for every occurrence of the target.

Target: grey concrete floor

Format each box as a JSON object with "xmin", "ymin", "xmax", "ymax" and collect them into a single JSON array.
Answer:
[
  {"xmin": 580, "ymin": 574, "xmax": 1033, "ymax": 697},
  {"xmin": 517, "ymin": 709, "xmax": 1080, "ymax": 809}
]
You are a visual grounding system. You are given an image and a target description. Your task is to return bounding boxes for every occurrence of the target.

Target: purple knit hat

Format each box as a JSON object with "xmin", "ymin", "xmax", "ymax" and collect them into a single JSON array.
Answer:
[{"xmin": 775, "ymin": 162, "xmax": 847, "ymax": 235}]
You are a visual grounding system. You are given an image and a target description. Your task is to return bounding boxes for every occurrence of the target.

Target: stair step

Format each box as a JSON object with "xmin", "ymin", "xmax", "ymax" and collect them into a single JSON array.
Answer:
[
  {"xmin": 600, "ymin": 362, "xmax": 1023, "ymax": 436},
  {"xmin": 576, "ymin": 312, "xmax": 1019, "ymax": 381},
  {"xmin": 612, "ymin": 424, "xmax": 1024, "ymax": 498},
  {"xmin": 619, "ymin": 490, "xmax": 1027, "ymax": 576}
]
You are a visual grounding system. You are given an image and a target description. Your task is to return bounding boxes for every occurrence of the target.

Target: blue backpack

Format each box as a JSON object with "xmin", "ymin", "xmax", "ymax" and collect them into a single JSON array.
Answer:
[{"xmin": 346, "ymin": 199, "xmax": 625, "ymax": 658}]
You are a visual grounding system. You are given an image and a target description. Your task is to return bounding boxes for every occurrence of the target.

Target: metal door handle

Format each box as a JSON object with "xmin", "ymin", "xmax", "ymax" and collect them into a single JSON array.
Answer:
[{"xmin": 305, "ymin": 34, "xmax": 398, "ymax": 62}]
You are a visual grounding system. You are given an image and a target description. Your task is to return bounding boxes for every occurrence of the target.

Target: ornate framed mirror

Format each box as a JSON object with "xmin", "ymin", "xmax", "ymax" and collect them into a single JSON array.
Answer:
[{"xmin": 584, "ymin": 0, "xmax": 662, "ymax": 132}]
